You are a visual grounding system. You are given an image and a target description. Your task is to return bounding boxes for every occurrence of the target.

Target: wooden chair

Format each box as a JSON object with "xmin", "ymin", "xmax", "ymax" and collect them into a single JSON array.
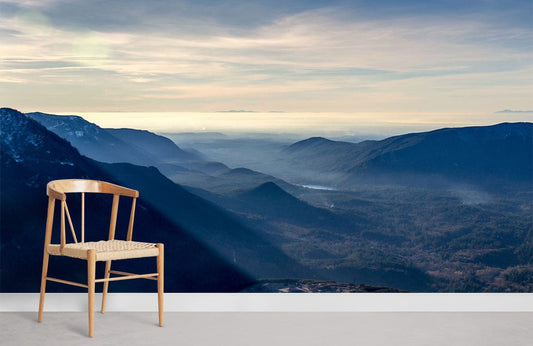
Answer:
[{"xmin": 37, "ymin": 179, "xmax": 164, "ymax": 337}]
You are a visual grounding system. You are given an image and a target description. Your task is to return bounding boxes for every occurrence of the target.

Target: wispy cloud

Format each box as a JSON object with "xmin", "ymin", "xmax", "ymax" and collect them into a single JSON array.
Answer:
[
  {"xmin": 1, "ymin": 0, "xmax": 531, "ymax": 115},
  {"xmin": 496, "ymin": 109, "xmax": 533, "ymax": 113}
]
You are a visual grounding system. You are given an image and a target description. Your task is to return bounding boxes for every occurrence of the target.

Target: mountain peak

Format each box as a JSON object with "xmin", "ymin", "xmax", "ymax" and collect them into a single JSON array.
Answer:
[
  {"xmin": 254, "ymin": 181, "xmax": 283, "ymax": 192},
  {"xmin": 243, "ymin": 181, "xmax": 293, "ymax": 200},
  {"xmin": 1, "ymin": 107, "xmax": 21, "ymax": 115},
  {"xmin": 306, "ymin": 136, "xmax": 332, "ymax": 142},
  {"xmin": 27, "ymin": 111, "xmax": 107, "ymax": 140},
  {"xmin": 284, "ymin": 136, "xmax": 346, "ymax": 154},
  {"xmin": 1, "ymin": 108, "xmax": 80, "ymax": 164},
  {"xmin": 295, "ymin": 136, "xmax": 334, "ymax": 146}
]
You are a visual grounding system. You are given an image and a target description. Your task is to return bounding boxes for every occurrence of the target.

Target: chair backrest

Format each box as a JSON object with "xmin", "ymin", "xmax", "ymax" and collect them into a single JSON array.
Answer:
[
  {"xmin": 45, "ymin": 179, "xmax": 139, "ymax": 252},
  {"xmin": 47, "ymin": 179, "xmax": 138, "ymax": 200}
]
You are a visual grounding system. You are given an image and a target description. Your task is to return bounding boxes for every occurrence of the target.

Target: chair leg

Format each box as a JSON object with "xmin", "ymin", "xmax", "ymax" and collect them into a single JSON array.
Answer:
[
  {"xmin": 101, "ymin": 260, "xmax": 112, "ymax": 313},
  {"xmin": 156, "ymin": 244, "xmax": 164, "ymax": 327},
  {"xmin": 38, "ymin": 251, "xmax": 50, "ymax": 322},
  {"xmin": 87, "ymin": 250, "xmax": 96, "ymax": 337},
  {"xmin": 39, "ymin": 197, "xmax": 55, "ymax": 323}
]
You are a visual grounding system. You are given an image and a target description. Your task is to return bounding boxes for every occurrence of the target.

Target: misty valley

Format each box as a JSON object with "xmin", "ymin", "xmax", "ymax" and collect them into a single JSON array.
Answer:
[{"xmin": 1, "ymin": 108, "xmax": 532, "ymax": 292}]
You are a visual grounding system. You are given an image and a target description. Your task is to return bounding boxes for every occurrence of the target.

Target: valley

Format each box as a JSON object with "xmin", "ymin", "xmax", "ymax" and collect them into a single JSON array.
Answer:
[{"xmin": 2, "ymin": 108, "xmax": 532, "ymax": 292}]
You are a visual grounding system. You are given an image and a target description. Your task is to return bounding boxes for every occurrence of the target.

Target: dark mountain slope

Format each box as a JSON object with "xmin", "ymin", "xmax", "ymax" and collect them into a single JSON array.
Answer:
[
  {"xmin": 188, "ymin": 181, "xmax": 368, "ymax": 253},
  {"xmin": 26, "ymin": 112, "xmax": 156, "ymax": 166},
  {"xmin": 105, "ymin": 128, "xmax": 199, "ymax": 162},
  {"xmin": 350, "ymin": 123, "xmax": 533, "ymax": 182},
  {"xmin": 281, "ymin": 123, "xmax": 533, "ymax": 188},
  {"xmin": 282, "ymin": 137, "xmax": 370, "ymax": 173},
  {"xmin": 2, "ymin": 107, "xmax": 297, "ymax": 292},
  {"xmin": 210, "ymin": 168, "xmax": 298, "ymax": 193},
  {"xmin": 97, "ymin": 164, "xmax": 303, "ymax": 280},
  {"xmin": 26, "ymin": 112, "xmax": 210, "ymax": 174},
  {"xmin": 233, "ymin": 182, "xmax": 361, "ymax": 231}
]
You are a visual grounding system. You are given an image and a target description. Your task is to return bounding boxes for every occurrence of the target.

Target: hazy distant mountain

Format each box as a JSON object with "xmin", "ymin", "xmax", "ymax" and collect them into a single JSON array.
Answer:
[
  {"xmin": 26, "ymin": 112, "xmax": 156, "ymax": 166},
  {"xmin": 27, "ymin": 112, "xmax": 201, "ymax": 166},
  {"xmin": 106, "ymin": 128, "xmax": 200, "ymax": 162},
  {"xmin": 283, "ymin": 137, "xmax": 371, "ymax": 173},
  {"xmin": 1, "ymin": 107, "xmax": 301, "ymax": 292},
  {"xmin": 162, "ymin": 132, "xmax": 228, "ymax": 142},
  {"xmin": 281, "ymin": 123, "xmax": 533, "ymax": 188},
  {"xmin": 27, "ymin": 111, "xmax": 295, "ymax": 193}
]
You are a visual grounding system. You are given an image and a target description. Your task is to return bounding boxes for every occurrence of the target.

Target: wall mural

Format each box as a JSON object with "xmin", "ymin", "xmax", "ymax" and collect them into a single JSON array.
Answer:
[
  {"xmin": 2, "ymin": 108, "xmax": 532, "ymax": 293},
  {"xmin": 1, "ymin": 1, "xmax": 532, "ymax": 293}
]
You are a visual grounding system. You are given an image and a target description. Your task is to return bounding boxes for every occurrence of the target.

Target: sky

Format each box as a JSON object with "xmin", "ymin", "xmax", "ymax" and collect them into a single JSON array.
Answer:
[{"xmin": 1, "ymin": 0, "xmax": 532, "ymax": 133}]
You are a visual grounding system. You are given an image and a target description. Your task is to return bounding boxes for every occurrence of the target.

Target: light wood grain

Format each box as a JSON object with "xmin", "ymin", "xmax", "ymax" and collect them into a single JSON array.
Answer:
[
  {"xmin": 38, "ymin": 179, "xmax": 163, "ymax": 337},
  {"xmin": 109, "ymin": 270, "xmax": 158, "ymax": 280},
  {"xmin": 101, "ymin": 260, "xmax": 112, "ymax": 314},
  {"xmin": 157, "ymin": 243, "xmax": 164, "ymax": 327},
  {"xmin": 47, "ymin": 179, "xmax": 139, "ymax": 199},
  {"xmin": 88, "ymin": 249, "xmax": 96, "ymax": 338},
  {"xmin": 64, "ymin": 201, "xmax": 78, "ymax": 243},
  {"xmin": 38, "ymin": 197, "xmax": 55, "ymax": 323},
  {"xmin": 45, "ymin": 277, "xmax": 88, "ymax": 289},
  {"xmin": 126, "ymin": 198, "xmax": 136, "ymax": 241},
  {"xmin": 95, "ymin": 272, "xmax": 158, "ymax": 283},
  {"xmin": 108, "ymin": 194, "xmax": 120, "ymax": 241},
  {"xmin": 81, "ymin": 192, "xmax": 85, "ymax": 243},
  {"xmin": 60, "ymin": 200, "xmax": 66, "ymax": 251}
]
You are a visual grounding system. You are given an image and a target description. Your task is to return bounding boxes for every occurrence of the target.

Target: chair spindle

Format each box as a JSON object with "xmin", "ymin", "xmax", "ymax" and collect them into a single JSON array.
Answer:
[
  {"xmin": 126, "ymin": 197, "xmax": 137, "ymax": 241},
  {"xmin": 81, "ymin": 192, "xmax": 85, "ymax": 243},
  {"xmin": 108, "ymin": 194, "xmax": 120, "ymax": 240},
  {"xmin": 64, "ymin": 202, "xmax": 78, "ymax": 244},
  {"xmin": 60, "ymin": 200, "xmax": 66, "ymax": 251}
]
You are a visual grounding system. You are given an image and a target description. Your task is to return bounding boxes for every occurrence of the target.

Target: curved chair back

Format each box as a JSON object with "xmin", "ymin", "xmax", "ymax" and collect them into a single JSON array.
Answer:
[
  {"xmin": 45, "ymin": 179, "xmax": 139, "ymax": 250},
  {"xmin": 47, "ymin": 179, "xmax": 138, "ymax": 200}
]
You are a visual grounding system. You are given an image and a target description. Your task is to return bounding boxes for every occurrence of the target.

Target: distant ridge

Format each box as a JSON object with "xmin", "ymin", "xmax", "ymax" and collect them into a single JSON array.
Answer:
[
  {"xmin": 281, "ymin": 122, "xmax": 533, "ymax": 189},
  {"xmin": 27, "ymin": 111, "xmax": 294, "ymax": 193},
  {"xmin": 27, "ymin": 112, "xmax": 200, "ymax": 165},
  {"xmin": 285, "ymin": 136, "xmax": 349, "ymax": 151},
  {"xmin": 107, "ymin": 127, "xmax": 198, "ymax": 162}
]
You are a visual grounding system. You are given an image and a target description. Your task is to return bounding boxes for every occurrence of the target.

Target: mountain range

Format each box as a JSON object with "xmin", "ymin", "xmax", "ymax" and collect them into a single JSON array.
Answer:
[
  {"xmin": 1, "ymin": 108, "xmax": 302, "ymax": 292},
  {"xmin": 26, "ymin": 112, "xmax": 202, "ymax": 168},
  {"xmin": 278, "ymin": 123, "xmax": 532, "ymax": 189},
  {"xmin": 3, "ymin": 108, "xmax": 532, "ymax": 292},
  {"xmin": 27, "ymin": 112, "xmax": 293, "ymax": 193}
]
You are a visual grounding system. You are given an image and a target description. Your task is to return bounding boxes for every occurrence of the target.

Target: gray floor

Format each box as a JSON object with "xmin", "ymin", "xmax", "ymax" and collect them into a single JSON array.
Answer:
[{"xmin": 1, "ymin": 312, "xmax": 532, "ymax": 346}]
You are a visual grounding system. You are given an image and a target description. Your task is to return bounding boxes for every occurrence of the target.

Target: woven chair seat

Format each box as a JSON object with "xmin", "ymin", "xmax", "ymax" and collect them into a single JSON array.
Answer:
[{"xmin": 48, "ymin": 240, "xmax": 159, "ymax": 261}]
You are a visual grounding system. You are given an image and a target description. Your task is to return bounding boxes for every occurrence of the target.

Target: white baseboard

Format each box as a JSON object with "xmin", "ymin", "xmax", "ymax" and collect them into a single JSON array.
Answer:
[{"xmin": 1, "ymin": 293, "xmax": 533, "ymax": 312}]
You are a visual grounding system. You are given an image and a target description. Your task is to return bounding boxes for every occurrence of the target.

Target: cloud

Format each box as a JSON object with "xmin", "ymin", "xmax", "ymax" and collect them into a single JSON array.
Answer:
[
  {"xmin": 495, "ymin": 109, "xmax": 533, "ymax": 113},
  {"xmin": 217, "ymin": 110, "xmax": 257, "ymax": 113},
  {"xmin": 1, "ymin": 1, "xmax": 532, "ymax": 114}
]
